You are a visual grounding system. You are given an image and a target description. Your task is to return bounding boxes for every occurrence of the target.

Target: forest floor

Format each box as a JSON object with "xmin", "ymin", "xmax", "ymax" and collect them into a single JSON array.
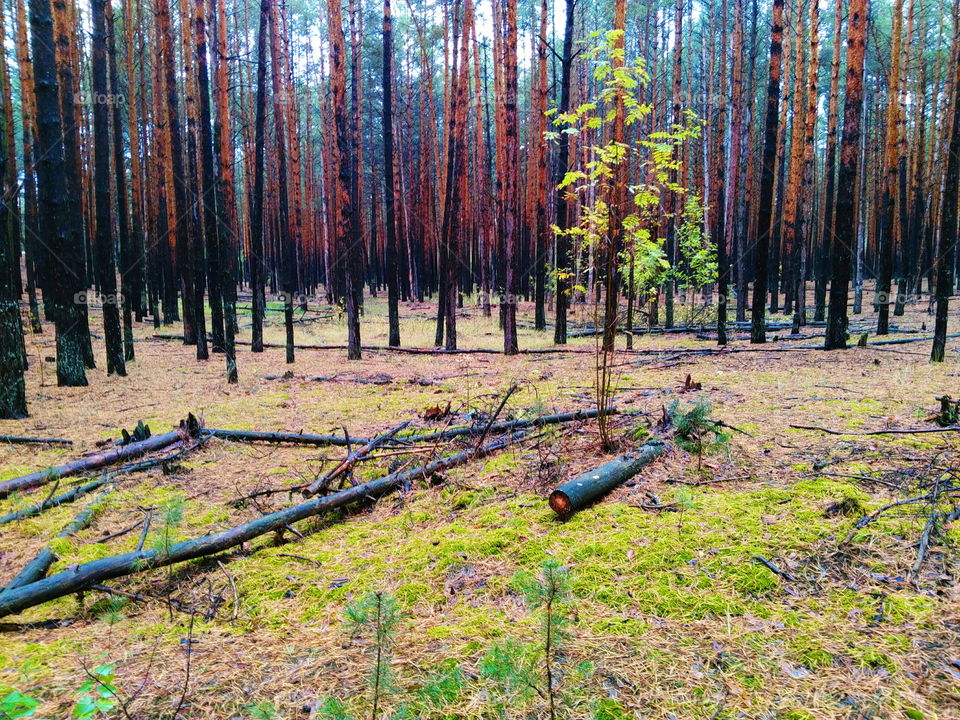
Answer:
[{"xmin": 1, "ymin": 290, "xmax": 958, "ymax": 720}]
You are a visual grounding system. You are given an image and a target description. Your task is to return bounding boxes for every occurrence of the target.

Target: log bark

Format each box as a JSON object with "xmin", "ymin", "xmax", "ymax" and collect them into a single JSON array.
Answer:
[
  {"xmin": 549, "ymin": 440, "xmax": 667, "ymax": 517},
  {"xmin": 0, "ymin": 477, "xmax": 111, "ymax": 526},
  {"xmin": 0, "ymin": 434, "xmax": 525, "ymax": 618},
  {"xmin": 0, "ymin": 490, "xmax": 112, "ymax": 593},
  {"xmin": 0, "ymin": 419, "xmax": 195, "ymax": 498},
  {"xmin": 203, "ymin": 428, "xmax": 372, "ymax": 447},
  {"xmin": 0, "ymin": 435, "xmax": 72, "ymax": 445}
]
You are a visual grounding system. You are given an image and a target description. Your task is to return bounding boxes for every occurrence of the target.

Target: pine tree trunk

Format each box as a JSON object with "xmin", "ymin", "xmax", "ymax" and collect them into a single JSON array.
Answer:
[
  {"xmin": 382, "ymin": 0, "xmax": 400, "ymax": 347},
  {"xmin": 749, "ymin": 0, "xmax": 785, "ymax": 343},
  {"xmin": 30, "ymin": 0, "xmax": 88, "ymax": 386},
  {"xmin": 250, "ymin": 0, "xmax": 269, "ymax": 353},
  {"xmin": 931, "ymin": 15, "xmax": 960, "ymax": 361},
  {"xmin": 156, "ymin": 0, "xmax": 197, "ymax": 347},
  {"xmin": 876, "ymin": 0, "xmax": 904, "ymax": 335},
  {"xmin": 326, "ymin": 0, "xmax": 361, "ymax": 359},
  {"xmin": 195, "ymin": 0, "xmax": 224, "ymax": 354},
  {"xmin": 552, "ymin": 0, "xmax": 575, "ymax": 345},
  {"xmin": 814, "ymin": 0, "xmax": 844, "ymax": 321},
  {"xmin": 825, "ymin": 0, "xmax": 869, "ymax": 349},
  {"xmin": 91, "ymin": 0, "xmax": 126, "ymax": 375},
  {"xmin": 500, "ymin": 0, "xmax": 519, "ymax": 355},
  {"xmin": 0, "ymin": 38, "xmax": 26, "ymax": 416}
]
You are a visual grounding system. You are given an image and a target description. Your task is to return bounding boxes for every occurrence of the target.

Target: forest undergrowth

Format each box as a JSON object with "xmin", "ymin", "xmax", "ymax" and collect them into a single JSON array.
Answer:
[{"xmin": 1, "ymin": 293, "xmax": 958, "ymax": 720}]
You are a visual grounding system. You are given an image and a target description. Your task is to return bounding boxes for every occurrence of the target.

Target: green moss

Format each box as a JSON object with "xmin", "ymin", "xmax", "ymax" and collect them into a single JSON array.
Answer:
[{"xmin": 849, "ymin": 645, "xmax": 898, "ymax": 672}]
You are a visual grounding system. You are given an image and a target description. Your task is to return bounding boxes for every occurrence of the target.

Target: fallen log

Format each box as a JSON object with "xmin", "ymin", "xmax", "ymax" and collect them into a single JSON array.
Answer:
[
  {"xmin": 0, "ymin": 490, "xmax": 113, "ymax": 593},
  {"xmin": 303, "ymin": 421, "xmax": 411, "ymax": 496},
  {"xmin": 0, "ymin": 437, "xmax": 211, "ymax": 526},
  {"xmin": 0, "ymin": 433, "xmax": 525, "ymax": 618},
  {"xmin": 203, "ymin": 428, "xmax": 372, "ymax": 446},
  {"xmin": 0, "ymin": 435, "xmax": 73, "ymax": 446},
  {"xmin": 0, "ymin": 417, "xmax": 198, "ymax": 499},
  {"xmin": 0, "ymin": 476, "xmax": 112, "ymax": 526},
  {"xmin": 400, "ymin": 407, "xmax": 624, "ymax": 445},
  {"xmin": 789, "ymin": 423, "xmax": 960, "ymax": 436},
  {"xmin": 549, "ymin": 440, "xmax": 667, "ymax": 517}
]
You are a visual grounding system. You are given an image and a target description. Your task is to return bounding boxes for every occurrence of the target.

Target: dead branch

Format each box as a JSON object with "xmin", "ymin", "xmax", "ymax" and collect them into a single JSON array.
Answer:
[{"xmin": 303, "ymin": 421, "xmax": 411, "ymax": 496}]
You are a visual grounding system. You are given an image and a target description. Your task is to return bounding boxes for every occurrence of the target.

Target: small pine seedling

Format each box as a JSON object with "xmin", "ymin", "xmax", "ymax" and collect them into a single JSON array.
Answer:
[
  {"xmin": 514, "ymin": 559, "xmax": 574, "ymax": 720},
  {"xmin": 344, "ymin": 592, "xmax": 401, "ymax": 720},
  {"xmin": 667, "ymin": 396, "xmax": 731, "ymax": 470}
]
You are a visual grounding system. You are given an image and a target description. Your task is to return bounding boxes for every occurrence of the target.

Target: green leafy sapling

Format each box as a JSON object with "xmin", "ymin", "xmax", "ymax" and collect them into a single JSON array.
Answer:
[
  {"xmin": 0, "ymin": 690, "xmax": 40, "ymax": 719},
  {"xmin": 72, "ymin": 664, "xmax": 119, "ymax": 719},
  {"xmin": 344, "ymin": 592, "xmax": 401, "ymax": 720}
]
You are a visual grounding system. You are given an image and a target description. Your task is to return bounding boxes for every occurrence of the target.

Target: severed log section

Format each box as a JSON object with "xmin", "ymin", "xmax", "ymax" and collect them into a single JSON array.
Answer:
[
  {"xmin": 549, "ymin": 440, "xmax": 667, "ymax": 517},
  {"xmin": 0, "ymin": 435, "xmax": 73, "ymax": 446},
  {"xmin": 303, "ymin": 421, "xmax": 411, "ymax": 496},
  {"xmin": 202, "ymin": 428, "xmax": 372, "ymax": 446},
  {"xmin": 0, "ymin": 433, "xmax": 525, "ymax": 618},
  {"xmin": 0, "ymin": 416, "xmax": 199, "ymax": 499},
  {"xmin": 0, "ymin": 490, "xmax": 113, "ymax": 593}
]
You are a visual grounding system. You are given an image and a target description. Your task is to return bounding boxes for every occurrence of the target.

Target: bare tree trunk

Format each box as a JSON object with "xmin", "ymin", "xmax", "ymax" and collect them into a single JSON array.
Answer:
[
  {"xmin": 749, "ymin": 0, "xmax": 785, "ymax": 343},
  {"xmin": 825, "ymin": 0, "xmax": 869, "ymax": 349}
]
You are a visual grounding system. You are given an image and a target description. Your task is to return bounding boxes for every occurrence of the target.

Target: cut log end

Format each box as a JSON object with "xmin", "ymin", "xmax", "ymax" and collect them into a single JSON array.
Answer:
[{"xmin": 549, "ymin": 490, "xmax": 572, "ymax": 517}]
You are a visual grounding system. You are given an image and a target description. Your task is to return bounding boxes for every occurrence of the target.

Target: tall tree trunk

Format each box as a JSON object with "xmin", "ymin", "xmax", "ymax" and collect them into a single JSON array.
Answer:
[
  {"xmin": 876, "ymin": 0, "xmax": 904, "ymax": 334},
  {"xmin": 825, "ymin": 0, "xmax": 869, "ymax": 349},
  {"xmin": 532, "ymin": 0, "xmax": 549, "ymax": 331},
  {"xmin": 791, "ymin": 0, "xmax": 819, "ymax": 332},
  {"xmin": 195, "ymin": 0, "xmax": 224, "ymax": 354},
  {"xmin": 267, "ymin": 0, "xmax": 296, "ymax": 363},
  {"xmin": 31, "ymin": 0, "xmax": 88, "ymax": 386},
  {"xmin": 91, "ymin": 0, "xmax": 126, "ymax": 375},
  {"xmin": 52, "ymin": 0, "xmax": 95, "ymax": 373},
  {"xmin": 382, "ymin": 0, "xmax": 400, "ymax": 347},
  {"xmin": 211, "ymin": 0, "xmax": 237, "ymax": 382},
  {"xmin": 0, "ymin": 26, "xmax": 26, "ymax": 416},
  {"xmin": 602, "ymin": 0, "xmax": 627, "ymax": 353},
  {"xmin": 931, "ymin": 12, "xmax": 960, "ymax": 361},
  {"xmin": 13, "ymin": 0, "xmax": 42, "ymax": 334},
  {"xmin": 156, "ymin": 0, "xmax": 197, "ymax": 347},
  {"xmin": 326, "ymin": 0, "xmax": 361, "ymax": 359},
  {"xmin": 250, "ymin": 0, "xmax": 269, "ymax": 353},
  {"xmin": 500, "ymin": 0, "xmax": 519, "ymax": 354},
  {"xmin": 552, "ymin": 0, "xmax": 575, "ymax": 344},
  {"xmin": 749, "ymin": 0, "xmax": 785, "ymax": 343},
  {"xmin": 106, "ymin": 0, "xmax": 135, "ymax": 361},
  {"xmin": 664, "ymin": 0, "xmax": 684, "ymax": 329},
  {"xmin": 716, "ymin": 0, "xmax": 733, "ymax": 345},
  {"xmin": 815, "ymin": 0, "xmax": 844, "ymax": 321}
]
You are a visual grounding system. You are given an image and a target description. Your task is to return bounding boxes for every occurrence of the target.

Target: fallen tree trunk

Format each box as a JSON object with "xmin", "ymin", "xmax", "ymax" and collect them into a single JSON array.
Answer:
[
  {"xmin": 203, "ymin": 428, "xmax": 372, "ymax": 447},
  {"xmin": 549, "ymin": 440, "xmax": 667, "ymax": 517},
  {"xmin": 789, "ymin": 423, "xmax": 960, "ymax": 436},
  {"xmin": 399, "ymin": 408, "xmax": 623, "ymax": 444},
  {"xmin": 303, "ymin": 421, "xmax": 411, "ymax": 496},
  {"xmin": 0, "ymin": 476, "xmax": 112, "ymax": 526},
  {"xmin": 0, "ymin": 433, "xmax": 525, "ymax": 618},
  {"xmin": 0, "ymin": 435, "xmax": 73, "ymax": 446},
  {"xmin": 0, "ymin": 490, "xmax": 113, "ymax": 593},
  {"xmin": 0, "ymin": 418, "xmax": 197, "ymax": 499},
  {"xmin": 0, "ymin": 437, "xmax": 211, "ymax": 526}
]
